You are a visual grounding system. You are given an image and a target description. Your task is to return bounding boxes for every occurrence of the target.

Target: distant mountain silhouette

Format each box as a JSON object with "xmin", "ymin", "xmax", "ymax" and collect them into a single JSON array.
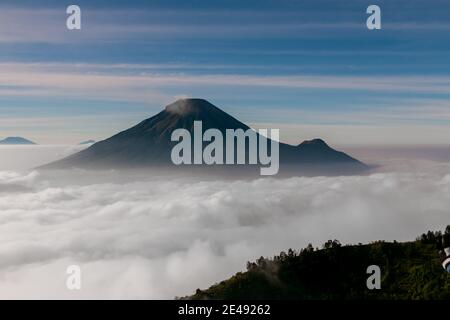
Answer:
[
  {"xmin": 42, "ymin": 98, "xmax": 367, "ymax": 174},
  {"xmin": 79, "ymin": 140, "xmax": 96, "ymax": 145},
  {"xmin": 0, "ymin": 137, "xmax": 36, "ymax": 145}
]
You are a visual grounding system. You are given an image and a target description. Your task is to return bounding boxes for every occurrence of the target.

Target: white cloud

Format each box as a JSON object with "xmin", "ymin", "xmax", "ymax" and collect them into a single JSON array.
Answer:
[{"xmin": 0, "ymin": 156, "xmax": 449, "ymax": 299}]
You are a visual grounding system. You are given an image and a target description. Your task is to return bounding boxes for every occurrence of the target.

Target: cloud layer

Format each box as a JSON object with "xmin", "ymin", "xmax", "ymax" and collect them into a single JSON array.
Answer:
[{"xmin": 0, "ymin": 157, "xmax": 449, "ymax": 299}]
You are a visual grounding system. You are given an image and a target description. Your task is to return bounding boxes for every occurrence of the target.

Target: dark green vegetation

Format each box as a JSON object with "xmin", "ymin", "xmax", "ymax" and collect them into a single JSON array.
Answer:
[{"xmin": 187, "ymin": 227, "xmax": 450, "ymax": 300}]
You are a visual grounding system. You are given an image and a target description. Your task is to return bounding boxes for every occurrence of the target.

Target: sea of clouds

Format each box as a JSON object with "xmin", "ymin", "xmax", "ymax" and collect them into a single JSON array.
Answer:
[{"xmin": 0, "ymin": 147, "xmax": 449, "ymax": 299}]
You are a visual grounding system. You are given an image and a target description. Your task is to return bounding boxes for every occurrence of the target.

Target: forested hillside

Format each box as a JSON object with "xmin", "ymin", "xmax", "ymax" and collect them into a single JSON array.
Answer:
[{"xmin": 186, "ymin": 228, "xmax": 450, "ymax": 300}]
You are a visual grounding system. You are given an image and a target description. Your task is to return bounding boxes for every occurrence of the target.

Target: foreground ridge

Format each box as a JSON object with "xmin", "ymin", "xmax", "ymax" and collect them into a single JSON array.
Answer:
[{"xmin": 184, "ymin": 227, "xmax": 450, "ymax": 300}]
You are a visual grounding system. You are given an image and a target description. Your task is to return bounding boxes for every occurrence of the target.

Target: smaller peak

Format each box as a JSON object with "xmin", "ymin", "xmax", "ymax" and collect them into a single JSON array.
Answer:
[
  {"xmin": 165, "ymin": 98, "xmax": 215, "ymax": 115},
  {"xmin": 298, "ymin": 138, "xmax": 329, "ymax": 148},
  {"xmin": 0, "ymin": 136, "xmax": 36, "ymax": 144}
]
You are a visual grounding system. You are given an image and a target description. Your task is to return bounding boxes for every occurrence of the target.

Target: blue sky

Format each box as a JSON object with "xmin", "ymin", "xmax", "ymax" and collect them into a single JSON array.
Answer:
[{"xmin": 1, "ymin": 0, "xmax": 450, "ymax": 145}]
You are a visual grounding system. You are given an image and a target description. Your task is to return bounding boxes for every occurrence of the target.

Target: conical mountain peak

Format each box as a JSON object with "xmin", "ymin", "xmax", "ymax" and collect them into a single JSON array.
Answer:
[
  {"xmin": 165, "ymin": 98, "xmax": 217, "ymax": 116},
  {"xmin": 41, "ymin": 98, "xmax": 366, "ymax": 173},
  {"xmin": 298, "ymin": 139, "xmax": 329, "ymax": 148}
]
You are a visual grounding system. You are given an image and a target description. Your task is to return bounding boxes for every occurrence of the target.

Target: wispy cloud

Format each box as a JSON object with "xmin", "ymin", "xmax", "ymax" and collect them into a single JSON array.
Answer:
[
  {"xmin": 2, "ymin": 5, "xmax": 450, "ymax": 45},
  {"xmin": 0, "ymin": 7, "xmax": 362, "ymax": 44},
  {"xmin": 2, "ymin": 63, "xmax": 450, "ymax": 102},
  {"xmin": 2, "ymin": 62, "xmax": 450, "ymax": 144}
]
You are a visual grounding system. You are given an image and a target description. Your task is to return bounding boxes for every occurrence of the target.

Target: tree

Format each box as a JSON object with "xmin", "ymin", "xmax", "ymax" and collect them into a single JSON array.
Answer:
[
  {"xmin": 332, "ymin": 240, "xmax": 342, "ymax": 249},
  {"xmin": 256, "ymin": 256, "xmax": 267, "ymax": 269},
  {"xmin": 323, "ymin": 239, "xmax": 342, "ymax": 249},
  {"xmin": 323, "ymin": 240, "xmax": 333, "ymax": 249},
  {"xmin": 246, "ymin": 261, "xmax": 257, "ymax": 271},
  {"xmin": 288, "ymin": 248, "xmax": 296, "ymax": 258}
]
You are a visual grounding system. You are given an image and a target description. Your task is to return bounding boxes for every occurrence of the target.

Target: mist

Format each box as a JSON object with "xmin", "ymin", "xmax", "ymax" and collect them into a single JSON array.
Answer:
[
  {"xmin": 0, "ymin": 145, "xmax": 87, "ymax": 170},
  {"xmin": 0, "ymin": 146, "xmax": 449, "ymax": 299}
]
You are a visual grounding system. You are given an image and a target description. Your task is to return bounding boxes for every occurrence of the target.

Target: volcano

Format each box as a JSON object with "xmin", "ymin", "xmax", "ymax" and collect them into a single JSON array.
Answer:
[{"xmin": 42, "ymin": 98, "xmax": 367, "ymax": 174}]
